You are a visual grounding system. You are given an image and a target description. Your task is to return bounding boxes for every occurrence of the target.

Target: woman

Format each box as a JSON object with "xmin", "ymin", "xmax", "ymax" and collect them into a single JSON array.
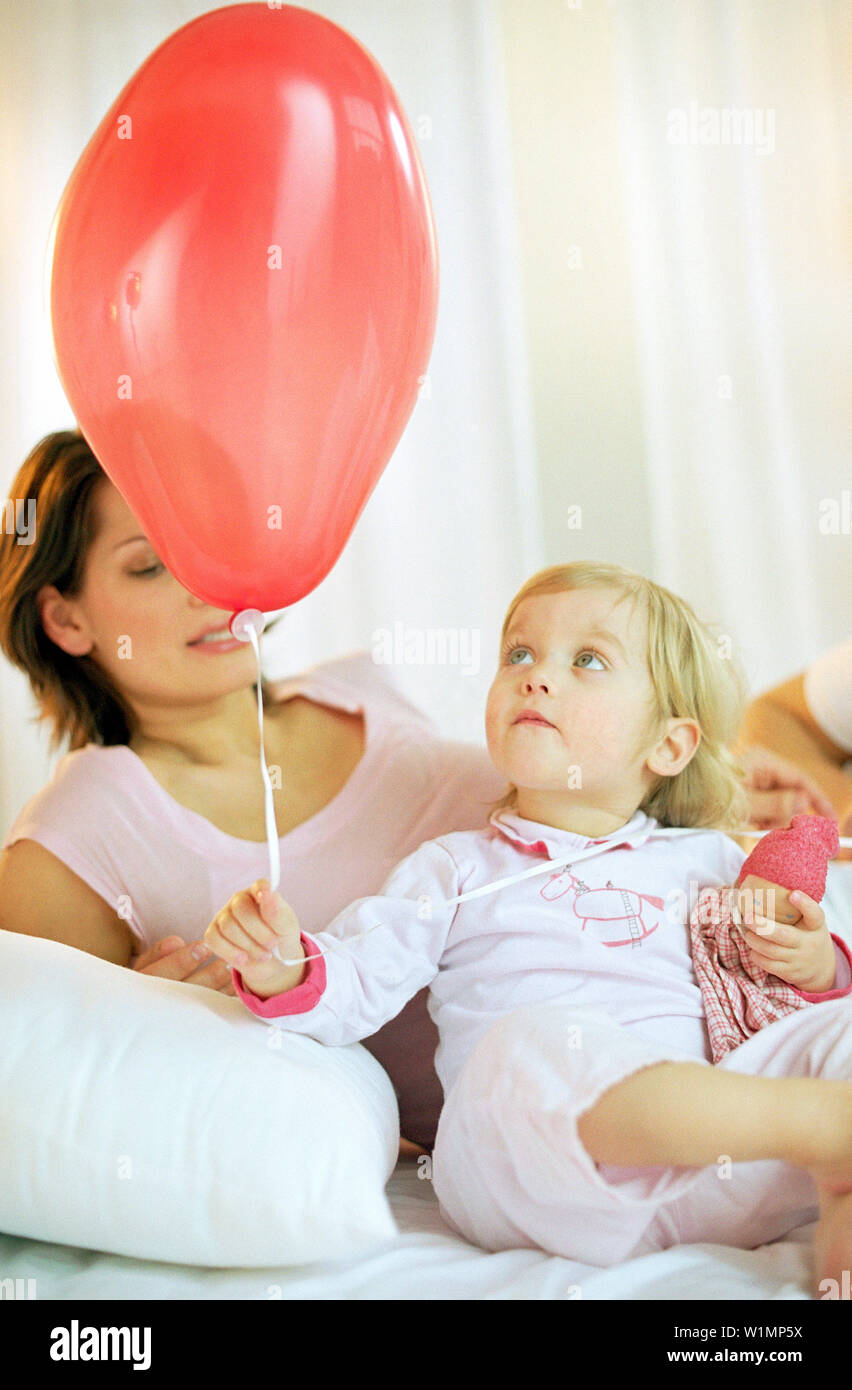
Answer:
[
  {"xmin": 0, "ymin": 431, "xmax": 507, "ymax": 1149},
  {"xmin": 0, "ymin": 430, "xmax": 834, "ymax": 1150}
]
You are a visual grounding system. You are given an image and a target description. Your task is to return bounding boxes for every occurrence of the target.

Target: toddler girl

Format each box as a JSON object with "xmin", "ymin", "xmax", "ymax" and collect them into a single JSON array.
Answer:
[{"xmin": 205, "ymin": 563, "xmax": 852, "ymax": 1291}]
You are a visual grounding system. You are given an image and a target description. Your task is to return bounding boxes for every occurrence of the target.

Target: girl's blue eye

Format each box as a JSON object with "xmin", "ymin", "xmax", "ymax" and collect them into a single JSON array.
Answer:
[
  {"xmin": 575, "ymin": 650, "xmax": 605, "ymax": 670},
  {"xmin": 507, "ymin": 646, "xmax": 533, "ymax": 664}
]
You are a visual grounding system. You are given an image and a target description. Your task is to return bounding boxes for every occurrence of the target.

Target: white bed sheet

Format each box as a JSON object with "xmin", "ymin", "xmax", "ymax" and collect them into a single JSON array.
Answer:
[
  {"xmin": 2, "ymin": 863, "xmax": 849, "ymax": 1302},
  {"xmin": 0, "ymin": 1160, "xmax": 816, "ymax": 1301}
]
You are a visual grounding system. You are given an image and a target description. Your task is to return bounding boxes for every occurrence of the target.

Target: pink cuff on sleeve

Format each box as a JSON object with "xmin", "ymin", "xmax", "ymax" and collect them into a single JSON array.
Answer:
[
  {"xmin": 793, "ymin": 934, "xmax": 852, "ymax": 1003},
  {"xmin": 232, "ymin": 932, "xmax": 327, "ymax": 1017}
]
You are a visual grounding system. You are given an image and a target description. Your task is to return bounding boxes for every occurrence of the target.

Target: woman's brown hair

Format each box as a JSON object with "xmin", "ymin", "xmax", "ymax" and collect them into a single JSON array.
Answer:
[{"xmin": 0, "ymin": 430, "xmax": 138, "ymax": 751}]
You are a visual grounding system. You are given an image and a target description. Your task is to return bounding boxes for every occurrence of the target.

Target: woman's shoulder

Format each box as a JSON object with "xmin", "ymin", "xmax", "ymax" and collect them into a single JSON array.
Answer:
[
  {"xmin": 2, "ymin": 743, "xmax": 138, "ymax": 848},
  {"xmin": 264, "ymin": 649, "xmax": 436, "ymax": 729}
]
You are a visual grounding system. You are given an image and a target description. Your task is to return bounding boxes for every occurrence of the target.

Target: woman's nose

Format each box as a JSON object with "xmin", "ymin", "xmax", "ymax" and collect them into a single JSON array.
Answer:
[{"xmin": 184, "ymin": 586, "xmax": 225, "ymax": 611}]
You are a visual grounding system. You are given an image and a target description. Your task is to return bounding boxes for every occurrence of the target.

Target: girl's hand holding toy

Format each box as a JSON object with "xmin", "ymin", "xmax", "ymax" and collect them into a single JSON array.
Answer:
[
  {"xmin": 733, "ymin": 813, "xmax": 840, "ymax": 993},
  {"xmin": 734, "ymin": 877, "xmax": 835, "ymax": 994}
]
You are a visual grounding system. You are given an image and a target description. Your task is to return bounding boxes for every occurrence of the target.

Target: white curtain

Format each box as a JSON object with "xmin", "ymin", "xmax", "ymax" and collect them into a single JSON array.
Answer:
[
  {"xmin": 611, "ymin": 0, "xmax": 852, "ymax": 693},
  {"xmin": 4, "ymin": 0, "xmax": 849, "ymax": 838},
  {"xmin": 0, "ymin": 0, "xmax": 543, "ymax": 833}
]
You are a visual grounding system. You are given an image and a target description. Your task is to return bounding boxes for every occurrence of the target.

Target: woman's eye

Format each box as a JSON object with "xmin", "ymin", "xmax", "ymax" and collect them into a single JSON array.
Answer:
[
  {"xmin": 575, "ymin": 650, "xmax": 605, "ymax": 670},
  {"xmin": 507, "ymin": 646, "xmax": 533, "ymax": 665},
  {"xmin": 129, "ymin": 562, "xmax": 163, "ymax": 577}
]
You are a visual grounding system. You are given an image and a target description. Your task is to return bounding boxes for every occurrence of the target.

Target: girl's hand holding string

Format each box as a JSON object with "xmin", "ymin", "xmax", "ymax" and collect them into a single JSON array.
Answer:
[
  {"xmin": 735, "ymin": 874, "xmax": 837, "ymax": 994},
  {"xmin": 203, "ymin": 878, "xmax": 306, "ymax": 999}
]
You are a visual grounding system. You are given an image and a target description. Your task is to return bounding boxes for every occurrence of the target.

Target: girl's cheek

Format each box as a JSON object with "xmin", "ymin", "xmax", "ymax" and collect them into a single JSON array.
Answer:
[{"xmin": 483, "ymin": 705, "xmax": 503, "ymax": 754}]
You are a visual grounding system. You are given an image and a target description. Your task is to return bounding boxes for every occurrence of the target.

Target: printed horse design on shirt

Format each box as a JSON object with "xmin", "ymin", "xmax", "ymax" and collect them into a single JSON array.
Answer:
[
  {"xmin": 540, "ymin": 866, "xmax": 584, "ymax": 900},
  {"xmin": 540, "ymin": 868, "xmax": 665, "ymax": 947}
]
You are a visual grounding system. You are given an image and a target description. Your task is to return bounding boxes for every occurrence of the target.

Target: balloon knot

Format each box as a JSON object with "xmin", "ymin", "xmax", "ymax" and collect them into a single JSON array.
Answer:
[{"xmin": 229, "ymin": 609, "xmax": 265, "ymax": 642}]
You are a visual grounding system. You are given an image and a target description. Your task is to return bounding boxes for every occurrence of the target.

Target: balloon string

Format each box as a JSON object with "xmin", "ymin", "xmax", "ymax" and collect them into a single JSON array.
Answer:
[
  {"xmin": 269, "ymin": 825, "xmax": 852, "ymax": 968},
  {"xmin": 227, "ymin": 614, "xmax": 852, "ymax": 974},
  {"xmin": 245, "ymin": 623, "xmax": 281, "ymax": 894}
]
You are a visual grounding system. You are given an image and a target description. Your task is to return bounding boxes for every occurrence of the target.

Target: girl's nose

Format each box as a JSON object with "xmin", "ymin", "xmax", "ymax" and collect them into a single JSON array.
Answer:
[{"xmin": 523, "ymin": 675, "xmax": 550, "ymax": 694}]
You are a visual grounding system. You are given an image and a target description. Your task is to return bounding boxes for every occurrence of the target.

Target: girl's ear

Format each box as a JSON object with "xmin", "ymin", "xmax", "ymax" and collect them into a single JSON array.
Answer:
[
  {"xmin": 646, "ymin": 718, "xmax": 701, "ymax": 779},
  {"xmin": 36, "ymin": 585, "xmax": 94, "ymax": 657}
]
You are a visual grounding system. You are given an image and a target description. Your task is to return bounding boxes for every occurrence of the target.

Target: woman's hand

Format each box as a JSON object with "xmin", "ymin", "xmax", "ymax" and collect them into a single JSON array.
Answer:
[
  {"xmin": 738, "ymin": 744, "xmax": 838, "ymax": 828},
  {"xmin": 203, "ymin": 878, "xmax": 306, "ymax": 999},
  {"xmin": 130, "ymin": 936, "xmax": 238, "ymax": 995},
  {"xmin": 736, "ymin": 876, "xmax": 837, "ymax": 993}
]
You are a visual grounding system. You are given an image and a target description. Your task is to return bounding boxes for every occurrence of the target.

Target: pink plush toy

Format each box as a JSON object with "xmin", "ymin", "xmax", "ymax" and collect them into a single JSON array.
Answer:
[
  {"xmin": 736, "ymin": 814, "xmax": 839, "ymax": 901},
  {"xmin": 690, "ymin": 815, "xmax": 840, "ymax": 1062}
]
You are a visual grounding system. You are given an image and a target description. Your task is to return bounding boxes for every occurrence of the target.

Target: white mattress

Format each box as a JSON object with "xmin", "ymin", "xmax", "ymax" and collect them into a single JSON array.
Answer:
[{"xmin": 2, "ymin": 862, "xmax": 849, "ymax": 1302}]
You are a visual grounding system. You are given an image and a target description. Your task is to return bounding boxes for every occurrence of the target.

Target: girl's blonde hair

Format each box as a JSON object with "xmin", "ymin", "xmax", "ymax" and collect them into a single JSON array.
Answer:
[{"xmin": 492, "ymin": 561, "xmax": 750, "ymax": 831}]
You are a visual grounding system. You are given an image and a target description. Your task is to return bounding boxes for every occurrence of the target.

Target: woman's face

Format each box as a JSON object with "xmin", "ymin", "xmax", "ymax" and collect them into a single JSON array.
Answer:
[{"xmin": 39, "ymin": 480, "xmax": 258, "ymax": 709}]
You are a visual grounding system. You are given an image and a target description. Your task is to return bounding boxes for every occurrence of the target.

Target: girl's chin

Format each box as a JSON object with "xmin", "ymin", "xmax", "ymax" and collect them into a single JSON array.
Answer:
[{"xmin": 500, "ymin": 762, "xmax": 579, "ymax": 788}]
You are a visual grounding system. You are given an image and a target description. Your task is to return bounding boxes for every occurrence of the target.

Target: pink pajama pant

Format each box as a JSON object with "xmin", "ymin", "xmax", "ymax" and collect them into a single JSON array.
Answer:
[{"xmin": 431, "ymin": 1000, "xmax": 852, "ymax": 1266}]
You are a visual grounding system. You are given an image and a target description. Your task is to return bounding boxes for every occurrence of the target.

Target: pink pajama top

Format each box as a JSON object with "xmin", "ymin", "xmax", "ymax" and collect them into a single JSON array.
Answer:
[
  {"xmin": 2, "ymin": 652, "xmax": 506, "ymax": 1147},
  {"xmin": 233, "ymin": 811, "xmax": 852, "ymax": 1099}
]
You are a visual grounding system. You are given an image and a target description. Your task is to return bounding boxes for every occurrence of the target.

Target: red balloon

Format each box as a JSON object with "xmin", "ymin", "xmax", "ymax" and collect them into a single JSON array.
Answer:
[{"xmin": 49, "ymin": 3, "xmax": 438, "ymax": 612}]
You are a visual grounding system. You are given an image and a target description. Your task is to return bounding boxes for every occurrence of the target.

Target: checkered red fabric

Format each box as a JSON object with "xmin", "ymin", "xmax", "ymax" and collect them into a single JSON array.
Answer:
[{"xmin": 689, "ymin": 886, "xmax": 813, "ymax": 1063}]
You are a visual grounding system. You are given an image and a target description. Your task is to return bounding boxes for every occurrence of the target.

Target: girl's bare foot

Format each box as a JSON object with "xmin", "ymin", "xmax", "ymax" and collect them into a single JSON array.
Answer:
[
  {"xmin": 812, "ymin": 1180, "xmax": 852, "ymax": 1299},
  {"xmin": 398, "ymin": 1137, "xmax": 428, "ymax": 1161},
  {"xmin": 778, "ymin": 1081, "xmax": 852, "ymax": 1299}
]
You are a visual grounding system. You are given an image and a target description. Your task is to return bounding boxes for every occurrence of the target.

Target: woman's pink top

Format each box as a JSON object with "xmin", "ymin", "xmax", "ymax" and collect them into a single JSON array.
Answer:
[{"xmin": 2, "ymin": 652, "xmax": 506, "ymax": 1146}]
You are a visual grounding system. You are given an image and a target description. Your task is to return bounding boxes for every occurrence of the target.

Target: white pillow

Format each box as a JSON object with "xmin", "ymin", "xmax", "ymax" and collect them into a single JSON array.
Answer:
[{"xmin": 0, "ymin": 929, "xmax": 399, "ymax": 1266}]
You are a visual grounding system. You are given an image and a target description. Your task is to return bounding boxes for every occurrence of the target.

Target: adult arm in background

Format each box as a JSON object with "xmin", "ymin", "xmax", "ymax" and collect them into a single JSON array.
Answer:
[
  {"xmin": 739, "ymin": 674, "xmax": 852, "ymax": 842},
  {"xmin": 0, "ymin": 838, "xmax": 237, "ymax": 994}
]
